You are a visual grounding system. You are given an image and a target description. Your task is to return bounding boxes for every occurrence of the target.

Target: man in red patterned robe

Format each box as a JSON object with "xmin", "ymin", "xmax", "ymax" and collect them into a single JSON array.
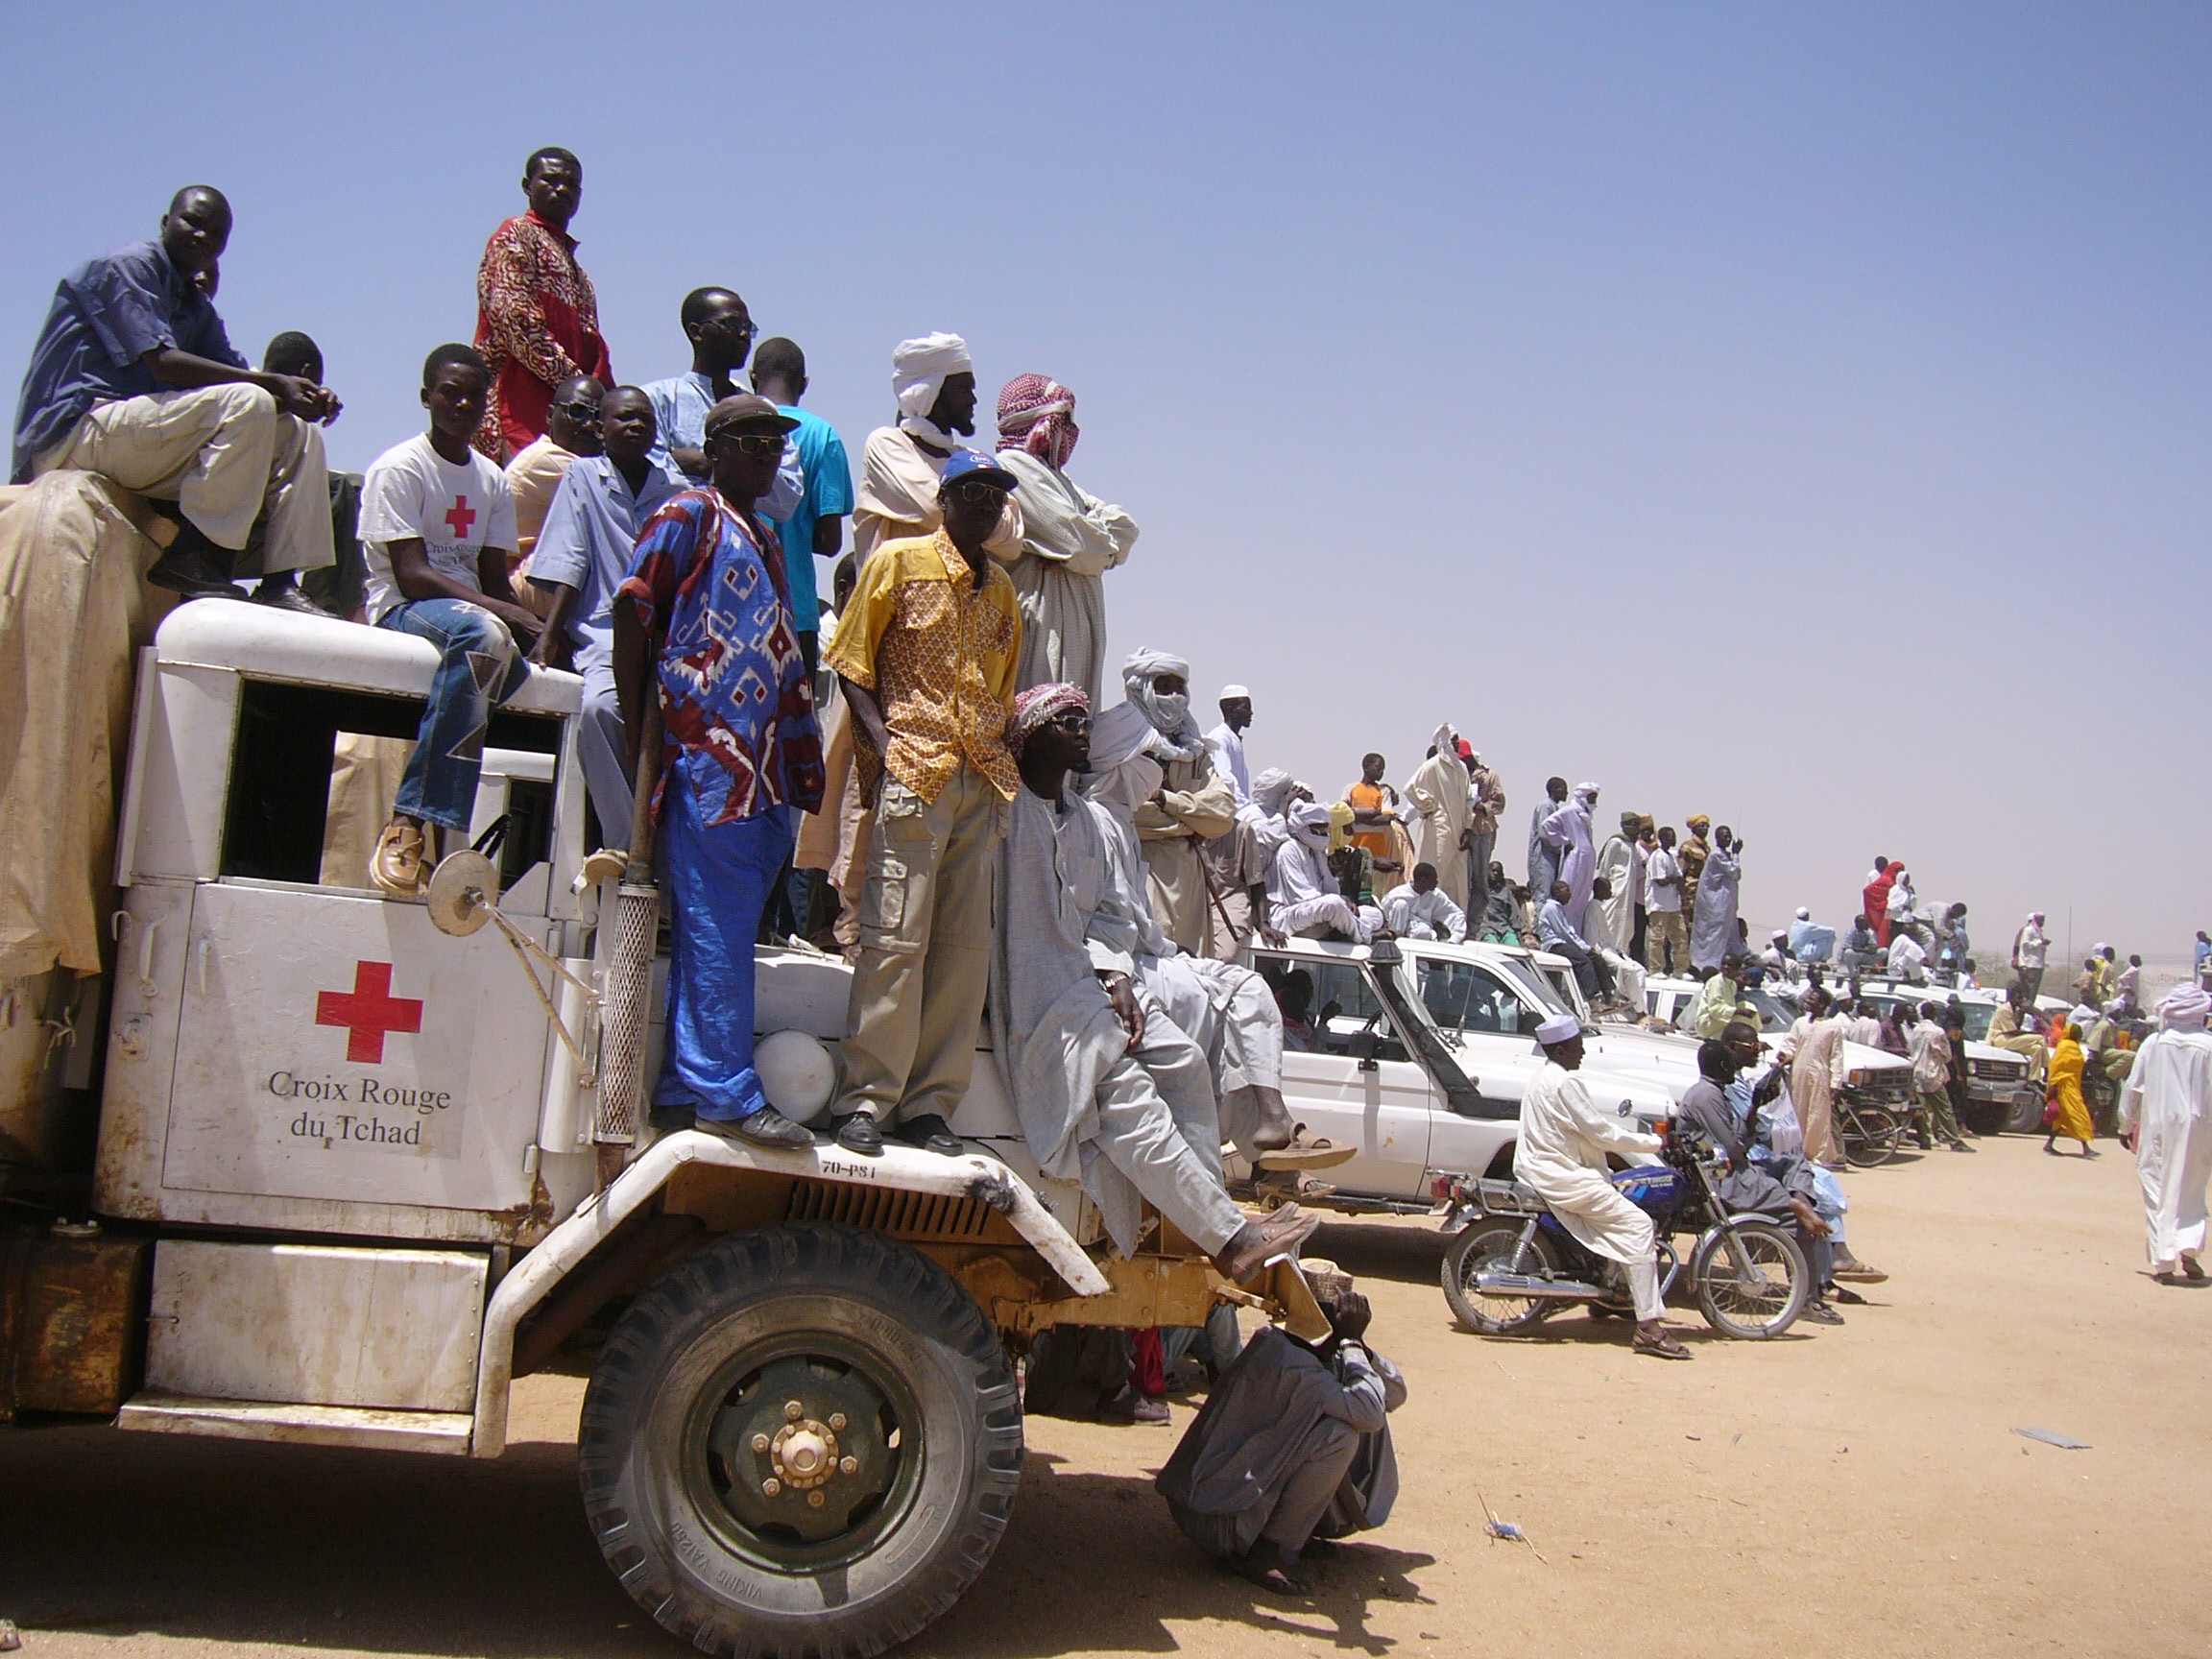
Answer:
[{"xmin": 472, "ymin": 147, "xmax": 613, "ymax": 460}]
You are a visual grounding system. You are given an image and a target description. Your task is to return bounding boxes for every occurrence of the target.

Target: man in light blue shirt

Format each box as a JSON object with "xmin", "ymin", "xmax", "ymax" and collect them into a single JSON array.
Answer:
[
  {"xmin": 529, "ymin": 385, "xmax": 679, "ymax": 845},
  {"xmin": 641, "ymin": 286, "xmax": 801, "ymax": 518},
  {"xmin": 751, "ymin": 336, "xmax": 854, "ymax": 671}
]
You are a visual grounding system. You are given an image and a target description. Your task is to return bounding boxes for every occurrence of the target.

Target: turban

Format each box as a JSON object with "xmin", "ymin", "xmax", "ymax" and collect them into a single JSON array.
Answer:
[
  {"xmin": 1686, "ymin": 813, "xmax": 1711, "ymax": 832},
  {"xmin": 1575, "ymin": 781, "xmax": 1600, "ymax": 799},
  {"xmin": 1327, "ymin": 799, "xmax": 1356, "ymax": 854},
  {"xmin": 1006, "ymin": 683, "xmax": 1088, "ymax": 758},
  {"xmin": 996, "ymin": 373, "xmax": 1078, "ymax": 469},
  {"xmin": 1252, "ymin": 768, "xmax": 1296, "ymax": 818},
  {"xmin": 892, "ymin": 333, "xmax": 972, "ymax": 445},
  {"xmin": 1117, "ymin": 647, "xmax": 1203, "ymax": 755},
  {"xmin": 1620, "ymin": 810, "xmax": 1643, "ymax": 832},
  {"xmin": 1289, "ymin": 801, "xmax": 1334, "ymax": 849},
  {"xmin": 2157, "ymin": 983, "xmax": 2211, "ymax": 1032}
]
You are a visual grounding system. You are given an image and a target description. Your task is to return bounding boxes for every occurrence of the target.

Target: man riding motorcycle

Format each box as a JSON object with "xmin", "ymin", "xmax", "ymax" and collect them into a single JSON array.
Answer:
[{"xmin": 1513, "ymin": 1013, "xmax": 1690, "ymax": 1359}]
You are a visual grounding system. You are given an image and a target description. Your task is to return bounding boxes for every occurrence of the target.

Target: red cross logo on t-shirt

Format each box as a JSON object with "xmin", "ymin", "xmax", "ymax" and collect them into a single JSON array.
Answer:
[
  {"xmin": 445, "ymin": 494, "xmax": 476, "ymax": 539},
  {"xmin": 315, "ymin": 961, "xmax": 425, "ymax": 1064}
]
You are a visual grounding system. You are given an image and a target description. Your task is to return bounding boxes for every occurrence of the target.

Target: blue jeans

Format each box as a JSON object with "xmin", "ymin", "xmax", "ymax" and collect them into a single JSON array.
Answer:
[
  {"xmin": 657, "ymin": 769, "xmax": 798, "ymax": 1122},
  {"xmin": 377, "ymin": 598, "xmax": 529, "ymax": 832}
]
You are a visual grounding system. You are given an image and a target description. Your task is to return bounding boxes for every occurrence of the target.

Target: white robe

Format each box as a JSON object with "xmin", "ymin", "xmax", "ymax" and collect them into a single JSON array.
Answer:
[
  {"xmin": 1381, "ymin": 883, "xmax": 1464, "ymax": 942},
  {"xmin": 1688, "ymin": 842, "xmax": 1741, "ymax": 973},
  {"xmin": 1404, "ymin": 745, "xmax": 1471, "ymax": 909},
  {"xmin": 994, "ymin": 447, "xmax": 1136, "ymax": 706},
  {"xmin": 1540, "ymin": 792, "xmax": 1598, "ymax": 931},
  {"xmin": 1590, "ymin": 832, "xmax": 1635, "ymax": 953},
  {"xmin": 1268, "ymin": 836, "xmax": 1367, "ymax": 941},
  {"xmin": 2119, "ymin": 1030, "xmax": 2212, "ymax": 1269},
  {"xmin": 1513, "ymin": 1063, "xmax": 1664, "ymax": 1264}
]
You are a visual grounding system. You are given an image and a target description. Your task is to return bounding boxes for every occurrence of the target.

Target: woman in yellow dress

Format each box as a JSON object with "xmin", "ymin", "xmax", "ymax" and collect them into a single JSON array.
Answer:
[{"xmin": 2044, "ymin": 1022, "xmax": 2099, "ymax": 1158}]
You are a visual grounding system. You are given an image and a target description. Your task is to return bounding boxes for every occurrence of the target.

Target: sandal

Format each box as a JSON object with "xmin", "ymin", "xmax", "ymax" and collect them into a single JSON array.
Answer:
[
  {"xmin": 1252, "ymin": 1124, "xmax": 1358, "ymax": 1172},
  {"xmin": 1633, "ymin": 1328, "xmax": 1694, "ymax": 1360},
  {"xmin": 1832, "ymin": 1262, "xmax": 1889, "ymax": 1284}
]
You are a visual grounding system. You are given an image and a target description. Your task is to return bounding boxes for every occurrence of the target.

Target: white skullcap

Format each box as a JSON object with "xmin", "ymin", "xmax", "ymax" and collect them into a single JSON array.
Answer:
[
  {"xmin": 1796, "ymin": 906, "xmax": 1811, "ymax": 920},
  {"xmin": 892, "ymin": 332, "xmax": 973, "ymax": 420},
  {"xmin": 1219, "ymin": 685, "xmax": 1250, "ymax": 700},
  {"xmin": 1536, "ymin": 1013, "xmax": 1581, "ymax": 1045},
  {"xmin": 2157, "ymin": 983, "xmax": 2211, "ymax": 1031}
]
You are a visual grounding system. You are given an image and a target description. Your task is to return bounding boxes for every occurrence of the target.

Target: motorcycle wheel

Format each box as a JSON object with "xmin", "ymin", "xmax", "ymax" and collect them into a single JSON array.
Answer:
[
  {"xmin": 1692, "ymin": 1220, "xmax": 1809, "ymax": 1339},
  {"xmin": 1442, "ymin": 1223, "xmax": 1562, "ymax": 1336},
  {"xmin": 1841, "ymin": 1106, "xmax": 1903, "ymax": 1168}
]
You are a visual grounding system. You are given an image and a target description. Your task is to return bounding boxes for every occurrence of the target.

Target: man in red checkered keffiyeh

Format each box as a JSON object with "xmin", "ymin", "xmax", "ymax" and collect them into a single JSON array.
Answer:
[{"xmin": 996, "ymin": 373, "xmax": 1078, "ymax": 469}]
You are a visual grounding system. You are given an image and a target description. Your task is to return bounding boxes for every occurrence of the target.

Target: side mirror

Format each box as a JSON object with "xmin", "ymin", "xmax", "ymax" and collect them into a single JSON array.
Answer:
[{"xmin": 1347, "ymin": 1029, "xmax": 1381, "ymax": 1071}]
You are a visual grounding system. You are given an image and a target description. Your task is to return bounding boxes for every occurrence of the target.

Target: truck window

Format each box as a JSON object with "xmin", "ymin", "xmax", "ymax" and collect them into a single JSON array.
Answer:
[
  {"xmin": 222, "ymin": 680, "xmax": 562, "ymax": 890},
  {"xmin": 1416, "ymin": 958, "xmax": 1535, "ymax": 1036},
  {"xmin": 1255, "ymin": 954, "xmax": 1409, "ymax": 1063}
]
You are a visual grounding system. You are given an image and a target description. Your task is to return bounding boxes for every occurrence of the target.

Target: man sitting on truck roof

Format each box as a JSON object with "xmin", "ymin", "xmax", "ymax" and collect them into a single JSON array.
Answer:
[
  {"xmin": 1380, "ymin": 862, "xmax": 1464, "ymax": 942},
  {"xmin": 11, "ymin": 185, "xmax": 341, "ymax": 607},
  {"xmin": 357, "ymin": 344, "xmax": 542, "ymax": 895},
  {"xmin": 992, "ymin": 682, "xmax": 1320, "ymax": 1282}
]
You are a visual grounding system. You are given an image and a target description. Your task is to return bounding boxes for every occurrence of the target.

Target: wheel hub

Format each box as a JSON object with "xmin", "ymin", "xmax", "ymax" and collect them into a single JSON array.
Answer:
[{"xmin": 706, "ymin": 1354, "xmax": 898, "ymax": 1546}]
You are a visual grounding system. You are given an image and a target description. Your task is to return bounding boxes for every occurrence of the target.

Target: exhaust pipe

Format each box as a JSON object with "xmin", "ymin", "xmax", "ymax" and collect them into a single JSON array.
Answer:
[{"xmin": 1475, "ymin": 1271, "xmax": 1605, "ymax": 1300}]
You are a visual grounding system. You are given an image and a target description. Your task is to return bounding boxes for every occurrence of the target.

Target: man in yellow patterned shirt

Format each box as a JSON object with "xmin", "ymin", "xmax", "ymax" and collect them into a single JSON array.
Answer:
[{"xmin": 823, "ymin": 449, "xmax": 1022, "ymax": 1155}]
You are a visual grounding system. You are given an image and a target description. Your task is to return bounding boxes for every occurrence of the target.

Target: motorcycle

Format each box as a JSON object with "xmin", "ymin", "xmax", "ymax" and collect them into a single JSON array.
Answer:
[{"xmin": 1439, "ymin": 1129, "xmax": 1810, "ymax": 1340}]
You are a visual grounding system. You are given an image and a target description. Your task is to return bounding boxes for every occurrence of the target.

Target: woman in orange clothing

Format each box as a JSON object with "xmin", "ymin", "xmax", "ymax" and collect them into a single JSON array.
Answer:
[{"xmin": 2044, "ymin": 1023, "xmax": 2099, "ymax": 1157}]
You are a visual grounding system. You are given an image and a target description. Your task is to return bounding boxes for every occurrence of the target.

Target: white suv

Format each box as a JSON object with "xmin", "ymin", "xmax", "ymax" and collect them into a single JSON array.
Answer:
[{"xmin": 1229, "ymin": 936, "xmax": 1686, "ymax": 1214}]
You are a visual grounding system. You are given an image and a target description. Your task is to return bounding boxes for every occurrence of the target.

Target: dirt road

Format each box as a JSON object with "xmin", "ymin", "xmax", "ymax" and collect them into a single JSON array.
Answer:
[{"xmin": 4, "ymin": 1134, "xmax": 2207, "ymax": 1659}]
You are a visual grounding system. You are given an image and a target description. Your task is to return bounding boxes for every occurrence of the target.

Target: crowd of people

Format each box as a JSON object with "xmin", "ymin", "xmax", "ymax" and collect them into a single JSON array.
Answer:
[{"xmin": 11, "ymin": 164, "xmax": 2209, "ymax": 1568}]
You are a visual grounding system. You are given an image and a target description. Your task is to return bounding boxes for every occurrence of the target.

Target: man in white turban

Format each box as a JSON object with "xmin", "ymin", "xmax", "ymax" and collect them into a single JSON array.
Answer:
[
  {"xmin": 1403, "ymin": 724, "xmax": 1471, "ymax": 910},
  {"xmin": 992, "ymin": 373, "xmax": 1137, "ymax": 705},
  {"xmin": 1266, "ymin": 802, "xmax": 1371, "ymax": 942},
  {"xmin": 851, "ymin": 332, "xmax": 1022, "ymax": 565},
  {"xmin": 2120, "ymin": 984, "xmax": 2212, "ymax": 1284},
  {"xmin": 1083, "ymin": 648, "xmax": 1238, "ymax": 954}
]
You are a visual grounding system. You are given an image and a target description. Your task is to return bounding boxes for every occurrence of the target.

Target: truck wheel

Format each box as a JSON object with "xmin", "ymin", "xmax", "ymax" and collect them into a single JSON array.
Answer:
[
  {"xmin": 2007, "ymin": 1090, "xmax": 2047, "ymax": 1135},
  {"xmin": 1442, "ymin": 1223, "xmax": 1560, "ymax": 1335},
  {"xmin": 579, "ymin": 1223, "xmax": 1022, "ymax": 1659}
]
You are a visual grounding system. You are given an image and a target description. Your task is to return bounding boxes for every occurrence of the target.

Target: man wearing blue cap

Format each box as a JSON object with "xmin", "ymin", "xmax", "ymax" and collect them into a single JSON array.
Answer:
[{"xmin": 823, "ymin": 449, "xmax": 1023, "ymax": 1155}]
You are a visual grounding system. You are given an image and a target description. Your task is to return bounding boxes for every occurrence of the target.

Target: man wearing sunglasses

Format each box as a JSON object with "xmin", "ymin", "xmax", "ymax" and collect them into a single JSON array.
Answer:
[
  {"xmin": 642, "ymin": 286, "xmax": 802, "ymax": 514},
  {"xmin": 823, "ymin": 450, "xmax": 1023, "ymax": 1156},
  {"xmin": 503, "ymin": 373, "xmax": 604, "ymax": 585},
  {"xmin": 613, "ymin": 395, "xmax": 825, "ymax": 1148}
]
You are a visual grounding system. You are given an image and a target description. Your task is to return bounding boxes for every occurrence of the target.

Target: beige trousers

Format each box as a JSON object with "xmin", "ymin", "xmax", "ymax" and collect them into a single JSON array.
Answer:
[
  {"xmin": 837, "ymin": 763, "xmax": 1003, "ymax": 1124},
  {"xmin": 1645, "ymin": 909, "xmax": 1688, "ymax": 974},
  {"xmin": 45, "ymin": 384, "xmax": 334, "ymax": 569}
]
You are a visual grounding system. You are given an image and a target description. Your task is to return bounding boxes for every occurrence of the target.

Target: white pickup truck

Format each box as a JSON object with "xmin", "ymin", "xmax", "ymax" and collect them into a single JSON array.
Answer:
[
  {"xmin": 0, "ymin": 600, "xmax": 1324, "ymax": 1659},
  {"xmin": 1222, "ymin": 935, "xmax": 1695, "ymax": 1215}
]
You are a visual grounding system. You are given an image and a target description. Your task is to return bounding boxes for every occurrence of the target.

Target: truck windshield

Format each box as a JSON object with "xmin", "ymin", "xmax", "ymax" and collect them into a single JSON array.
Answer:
[
  {"xmin": 1493, "ymin": 955, "xmax": 1575, "ymax": 1017},
  {"xmin": 1743, "ymin": 988, "xmax": 1794, "ymax": 1036}
]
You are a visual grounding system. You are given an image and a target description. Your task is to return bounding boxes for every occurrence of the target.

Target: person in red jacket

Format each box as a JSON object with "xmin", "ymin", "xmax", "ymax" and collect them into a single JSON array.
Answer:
[
  {"xmin": 1863, "ymin": 855, "xmax": 1898, "ymax": 948},
  {"xmin": 472, "ymin": 147, "xmax": 612, "ymax": 459}
]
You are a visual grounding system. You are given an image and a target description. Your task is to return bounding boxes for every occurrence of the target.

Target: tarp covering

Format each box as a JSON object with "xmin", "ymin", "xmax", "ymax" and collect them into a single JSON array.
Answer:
[{"xmin": 0, "ymin": 473, "xmax": 172, "ymax": 980}]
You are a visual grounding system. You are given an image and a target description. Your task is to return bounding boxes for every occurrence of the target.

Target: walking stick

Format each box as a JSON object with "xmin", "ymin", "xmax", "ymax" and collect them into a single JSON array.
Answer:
[{"xmin": 595, "ymin": 690, "xmax": 663, "ymax": 1190}]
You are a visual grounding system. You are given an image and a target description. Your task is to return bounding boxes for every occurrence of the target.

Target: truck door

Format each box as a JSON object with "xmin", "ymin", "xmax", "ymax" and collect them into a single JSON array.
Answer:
[
  {"xmin": 1255, "ymin": 951, "xmax": 1432, "ymax": 1199},
  {"xmin": 161, "ymin": 881, "xmax": 554, "ymax": 1213}
]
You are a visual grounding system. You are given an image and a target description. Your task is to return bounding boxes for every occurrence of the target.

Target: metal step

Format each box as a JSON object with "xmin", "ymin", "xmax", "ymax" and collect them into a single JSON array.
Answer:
[{"xmin": 116, "ymin": 1392, "xmax": 472, "ymax": 1455}]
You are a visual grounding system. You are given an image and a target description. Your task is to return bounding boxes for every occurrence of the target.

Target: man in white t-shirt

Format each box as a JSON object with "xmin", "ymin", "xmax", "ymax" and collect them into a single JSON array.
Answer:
[
  {"xmin": 1643, "ymin": 826, "xmax": 1685, "ymax": 975},
  {"xmin": 356, "ymin": 343, "xmax": 541, "ymax": 895}
]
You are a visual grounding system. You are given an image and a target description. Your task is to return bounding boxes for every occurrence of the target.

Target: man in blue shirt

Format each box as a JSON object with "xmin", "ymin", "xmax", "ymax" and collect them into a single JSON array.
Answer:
[
  {"xmin": 527, "ymin": 385, "xmax": 679, "ymax": 847},
  {"xmin": 750, "ymin": 337, "xmax": 854, "ymax": 675},
  {"xmin": 640, "ymin": 286, "xmax": 801, "ymax": 517},
  {"xmin": 11, "ymin": 186, "xmax": 343, "ymax": 610}
]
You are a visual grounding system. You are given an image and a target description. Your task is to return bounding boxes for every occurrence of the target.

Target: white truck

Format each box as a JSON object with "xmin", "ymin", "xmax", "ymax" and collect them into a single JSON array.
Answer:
[
  {"xmin": 1222, "ymin": 935, "xmax": 1694, "ymax": 1215},
  {"xmin": 0, "ymin": 601, "xmax": 1325, "ymax": 1659}
]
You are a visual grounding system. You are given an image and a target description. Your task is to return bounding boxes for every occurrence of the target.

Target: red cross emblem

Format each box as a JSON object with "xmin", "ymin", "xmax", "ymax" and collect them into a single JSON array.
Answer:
[
  {"xmin": 315, "ymin": 961, "xmax": 424, "ymax": 1063},
  {"xmin": 444, "ymin": 494, "xmax": 476, "ymax": 539}
]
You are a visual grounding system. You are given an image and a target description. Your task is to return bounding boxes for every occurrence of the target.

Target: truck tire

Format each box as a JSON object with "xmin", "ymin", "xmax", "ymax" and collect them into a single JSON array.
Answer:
[
  {"xmin": 579, "ymin": 1223, "xmax": 1022, "ymax": 1659},
  {"xmin": 1442, "ymin": 1222, "xmax": 1560, "ymax": 1335},
  {"xmin": 2006, "ymin": 1089, "xmax": 2048, "ymax": 1135}
]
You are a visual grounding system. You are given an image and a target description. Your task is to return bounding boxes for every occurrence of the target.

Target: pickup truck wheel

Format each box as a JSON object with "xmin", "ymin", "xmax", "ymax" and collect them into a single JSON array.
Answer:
[
  {"xmin": 1442, "ymin": 1223, "xmax": 1560, "ymax": 1335},
  {"xmin": 2007, "ymin": 1090, "xmax": 2048, "ymax": 1135},
  {"xmin": 579, "ymin": 1223, "xmax": 1022, "ymax": 1659}
]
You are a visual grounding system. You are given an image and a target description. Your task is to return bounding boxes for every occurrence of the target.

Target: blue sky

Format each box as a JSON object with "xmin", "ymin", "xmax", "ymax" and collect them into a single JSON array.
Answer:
[{"xmin": 5, "ymin": 4, "xmax": 2204, "ymax": 960}]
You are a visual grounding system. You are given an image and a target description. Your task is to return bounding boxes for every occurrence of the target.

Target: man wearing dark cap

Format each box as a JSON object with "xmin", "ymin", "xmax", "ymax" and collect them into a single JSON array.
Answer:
[
  {"xmin": 823, "ymin": 449, "xmax": 1023, "ymax": 1156},
  {"xmin": 12, "ymin": 186, "xmax": 342, "ymax": 603},
  {"xmin": 613, "ymin": 395, "xmax": 825, "ymax": 1146}
]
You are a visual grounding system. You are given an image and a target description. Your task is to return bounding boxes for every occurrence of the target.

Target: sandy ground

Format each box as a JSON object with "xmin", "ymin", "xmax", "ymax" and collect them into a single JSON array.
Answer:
[{"xmin": 4, "ymin": 1132, "xmax": 2209, "ymax": 1659}]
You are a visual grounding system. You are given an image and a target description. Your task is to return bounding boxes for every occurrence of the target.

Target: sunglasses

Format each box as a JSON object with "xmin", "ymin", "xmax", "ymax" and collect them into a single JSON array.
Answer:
[
  {"xmin": 950, "ymin": 480, "xmax": 1007, "ymax": 505},
  {"xmin": 708, "ymin": 430, "xmax": 786, "ymax": 456},
  {"xmin": 552, "ymin": 399, "xmax": 601, "ymax": 421}
]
